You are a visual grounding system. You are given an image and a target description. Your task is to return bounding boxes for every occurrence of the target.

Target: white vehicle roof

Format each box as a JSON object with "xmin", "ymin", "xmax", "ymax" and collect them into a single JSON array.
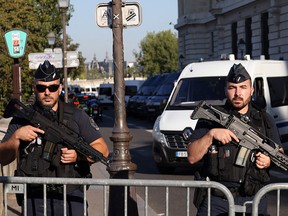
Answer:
[{"xmin": 180, "ymin": 59, "xmax": 288, "ymax": 80}]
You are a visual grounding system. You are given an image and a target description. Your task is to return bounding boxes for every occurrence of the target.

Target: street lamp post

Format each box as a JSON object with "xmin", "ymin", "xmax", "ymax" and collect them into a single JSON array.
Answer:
[
  {"xmin": 58, "ymin": 0, "xmax": 70, "ymax": 103},
  {"xmin": 47, "ymin": 31, "xmax": 56, "ymax": 48},
  {"xmin": 107, "ymin": 0, "xmax": 139, "ymax": 215}
]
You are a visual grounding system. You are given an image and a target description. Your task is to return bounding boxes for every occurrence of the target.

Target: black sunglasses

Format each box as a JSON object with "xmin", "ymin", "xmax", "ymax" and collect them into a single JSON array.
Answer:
[{"xmin": 36, "ymin": 84, "xmax": 60, "ymax": 93}]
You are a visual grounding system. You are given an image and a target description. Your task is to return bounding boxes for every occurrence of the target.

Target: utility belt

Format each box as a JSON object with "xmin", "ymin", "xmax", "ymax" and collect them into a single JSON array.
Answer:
[
  {"xmin": 27, "ymin": 184, "xmax": 81, "ymax": 195},
  {"xmin": 16, "ymin": 184, "xmax": 81, "ymax": 206},
  {"xmin": 211, "ymin": 187, "xmax": 242, "ymax": 199}
]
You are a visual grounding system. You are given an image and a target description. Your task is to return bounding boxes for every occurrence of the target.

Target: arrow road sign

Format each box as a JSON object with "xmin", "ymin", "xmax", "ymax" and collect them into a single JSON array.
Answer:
[
  {"xmin": 67, "ymin": 51, "xmax": 78, "ymax": 59},
  {"xmin": 28, "ymin": 51, "xmax": 79, "ymax": 69},
  {"xmin": 96, "ymin": 2, "xmax": 142, "ymax": 28},
  {"xmin": 28, "ymin": 52, "xmax": 63, "ymax": 62},
  {"xmin": 29, "ymin": 59, "xmax": 80, "ymax": 69}
]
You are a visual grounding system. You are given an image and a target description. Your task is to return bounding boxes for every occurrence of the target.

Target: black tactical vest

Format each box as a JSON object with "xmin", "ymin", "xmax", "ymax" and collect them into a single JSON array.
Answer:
[
  {"xmin": 203, "ymin": 103, "xmax": 271, "ymax": 194},
  {"xmin": 16, "ymin": 101, "xmax": 91, "ymax": 179}
]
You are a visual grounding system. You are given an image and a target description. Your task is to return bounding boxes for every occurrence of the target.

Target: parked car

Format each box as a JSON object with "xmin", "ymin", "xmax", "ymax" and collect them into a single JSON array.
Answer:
[
  {"xmin": 145, "ymin": 71, "xmax": 180, "ymax": 121},
  {"xmin": 128, "ymin": 74, "xmax": 170, "ymax": 118},
  {"xmin": 98, "ymin": 83, "xmax": 114, "ymax": 107},
  {"xmin": 124, "ymin": 80, "xmax": 145, "ymax": 104},
  {"xmin": 126, "ymin": 74, "xmax": 160, "ymax": 116}
]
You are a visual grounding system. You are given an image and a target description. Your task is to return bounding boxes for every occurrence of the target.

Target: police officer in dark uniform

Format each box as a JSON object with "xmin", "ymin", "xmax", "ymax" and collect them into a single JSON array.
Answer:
[
  {"xmin": 0, "ymin": 60, "xmax": 109, "ymax": 216},
  {"xmin": 187, "ymin": 63, "xmax": 282, "ymax": 216}
]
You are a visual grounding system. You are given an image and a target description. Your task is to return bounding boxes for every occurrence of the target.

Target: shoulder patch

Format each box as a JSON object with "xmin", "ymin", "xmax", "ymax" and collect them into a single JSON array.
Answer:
[{"xmin": 89, "ymin": 118, "xmax": 99, "ymax": 131}]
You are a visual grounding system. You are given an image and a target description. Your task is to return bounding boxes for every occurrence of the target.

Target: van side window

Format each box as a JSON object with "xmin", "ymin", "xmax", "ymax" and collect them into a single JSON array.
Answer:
[
  {"xmin": 252, "ymin": 78, "xmax": 267, "ymax": 109},
  {"xmin": 267, "ymin": 76, "xmax": 288, "ymax": 107},
  {"xmin": 253, "ymin": 77, "xmax": 264, "ymax": 98}
]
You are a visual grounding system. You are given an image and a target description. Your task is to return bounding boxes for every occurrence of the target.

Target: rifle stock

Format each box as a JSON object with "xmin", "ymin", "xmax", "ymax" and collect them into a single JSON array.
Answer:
[
  {"xmin": 191, "ymin": 101, "xmax": 288, "ymax": 171},
  {"xmin": 4, "ymin": 98, "xmax": 110, "ymax": 167}
]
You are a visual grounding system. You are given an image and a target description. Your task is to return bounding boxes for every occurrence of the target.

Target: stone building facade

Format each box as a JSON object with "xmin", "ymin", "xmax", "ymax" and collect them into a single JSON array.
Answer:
[{"xmin": 176, "ymin": 0, "xmax": 288, "ymax": 67}]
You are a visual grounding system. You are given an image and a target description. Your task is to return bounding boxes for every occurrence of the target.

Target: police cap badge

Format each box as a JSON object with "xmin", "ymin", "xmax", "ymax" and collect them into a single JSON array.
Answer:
[
  {"xmin": 227, "ymin": 63, "xmax": 251, "ymax": 84},
  {"xmin": 34, "ymin": 60, "xmax": 60, "ymax": 82}
]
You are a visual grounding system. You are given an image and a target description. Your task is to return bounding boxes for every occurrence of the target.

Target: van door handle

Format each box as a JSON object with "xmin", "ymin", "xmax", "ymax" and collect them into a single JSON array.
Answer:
[{"xmin": 274, "ymin": 114, "xmax": 278, "ymax": 118}]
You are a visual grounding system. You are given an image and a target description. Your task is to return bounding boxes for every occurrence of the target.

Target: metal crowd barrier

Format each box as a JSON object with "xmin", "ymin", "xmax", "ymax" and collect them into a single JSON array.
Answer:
[
  {"xmin": 0, "ymin": 176, "xmax": 236, "ymax": 216},
  {"xmin": 252, "ymin": 183, "xmax": 288, "ymax": 216}
]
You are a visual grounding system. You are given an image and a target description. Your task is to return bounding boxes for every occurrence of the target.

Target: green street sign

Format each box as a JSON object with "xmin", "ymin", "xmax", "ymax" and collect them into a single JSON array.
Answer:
[{"xmin": 4, "ymin": 29, "xmax": 27, "ymax": 58}]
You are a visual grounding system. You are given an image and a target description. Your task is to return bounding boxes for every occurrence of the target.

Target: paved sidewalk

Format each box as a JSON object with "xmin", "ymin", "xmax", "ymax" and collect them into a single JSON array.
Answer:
[
  {"xmin": 0, "ymin": 117, "xmax": 157, "ymax": 216},
  {"xmin": 0, "ymin": 117, "xmax": 20, "ymax": 216}
]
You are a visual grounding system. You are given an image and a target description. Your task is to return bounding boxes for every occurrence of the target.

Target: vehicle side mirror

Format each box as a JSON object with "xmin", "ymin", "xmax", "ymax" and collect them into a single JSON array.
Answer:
[{"xmin": 160, "ymin": 98, "xmax": 168, "ymax": 113}]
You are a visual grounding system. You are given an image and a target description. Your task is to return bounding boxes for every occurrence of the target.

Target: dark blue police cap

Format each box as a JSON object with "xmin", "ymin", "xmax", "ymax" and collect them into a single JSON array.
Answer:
[
  {"xmin": 34, "ymin": 60, "xmax": 60, "ymax": 81},
  {"xmin": 227, "ymin": 63, "xmax": 251, "ymax": 83}
]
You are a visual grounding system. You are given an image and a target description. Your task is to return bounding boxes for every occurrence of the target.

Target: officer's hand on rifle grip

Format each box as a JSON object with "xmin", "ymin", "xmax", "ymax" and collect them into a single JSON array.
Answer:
[
  {"xmin": 255, "ymin": 152, "xmax": 271, "ymax": 169},
  {"xmin": 209, "ymin": 128, "xmax": 239, "ymax": 145},
  {"xmin": 61, "ymin": 147, "xmax": 77, "ymax": 164},
  {"xmin": 15, "ymin": 125, "xmax": 45, "ymax": 142}
]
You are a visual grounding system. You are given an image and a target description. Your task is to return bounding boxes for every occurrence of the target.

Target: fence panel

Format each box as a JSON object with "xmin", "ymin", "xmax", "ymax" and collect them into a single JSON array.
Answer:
[
  {"xmin": 252, "ymin": 183, "xmax": 288, "ymax": 216},
  {"xmin": 0, "ymin": 176, "xmax": 237, "ymax": 216}
]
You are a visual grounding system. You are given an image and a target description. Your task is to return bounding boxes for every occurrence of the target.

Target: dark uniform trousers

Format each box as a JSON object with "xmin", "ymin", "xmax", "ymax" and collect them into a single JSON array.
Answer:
[
  {"xmin": 21, "ymin": 188, "xmax": 87, "ymax": 216},
  {"xmin": 197, "ymin": 194, "xmax": 269, "ymax": 216}
]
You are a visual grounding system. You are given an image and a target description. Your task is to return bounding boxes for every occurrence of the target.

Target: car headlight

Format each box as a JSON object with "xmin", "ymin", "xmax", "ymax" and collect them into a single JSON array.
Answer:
[{"xmin": 152, "ymin": 115, "xmax": 166, "ymax": 145}]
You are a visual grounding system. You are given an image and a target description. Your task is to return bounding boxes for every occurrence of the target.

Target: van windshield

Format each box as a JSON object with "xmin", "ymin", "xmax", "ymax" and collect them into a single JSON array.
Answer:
[
  {"xmin": 125, "ymin": 86, "xmax": 137, "ymax": 96},
  {"xmin": 167, "ymin": 77, "xmax": 226, "ymax": 110},
  {"xmin": 138, "ymin": 86, "xmax": 157, "ymax": 96},
  {"xmin": 156, "ymin": 84, "xmax": 175, "ymax": 96}
]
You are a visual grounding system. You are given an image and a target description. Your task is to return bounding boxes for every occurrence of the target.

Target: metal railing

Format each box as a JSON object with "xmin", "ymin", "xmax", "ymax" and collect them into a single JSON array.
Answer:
[
  {"xmin": 3, "ymin": 177, "xmax": 288, "ymax": 216},
  {"xmin": 252, "ymin": 183, "xmax": 288, "ymax": 216},
  {"xmin": 0, "ymin": 176, "xmax": 236, "ymax": 216}
]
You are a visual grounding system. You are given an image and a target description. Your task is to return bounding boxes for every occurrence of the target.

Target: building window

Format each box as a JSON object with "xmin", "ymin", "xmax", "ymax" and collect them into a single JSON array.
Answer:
[
  {"xmin": 231, "ymin": 22, "xmax": 238, "ymax": 58},
  {"xmin": 261, "ymin": 12, "xmax": 269, "ymax": 59},
  {"xmin": 210, "ymin": 31, "xmax": 214, "ymax": 55},
  {"xmin": 245, "ymin": 18, "xmax": 252, "ymax": 57}
]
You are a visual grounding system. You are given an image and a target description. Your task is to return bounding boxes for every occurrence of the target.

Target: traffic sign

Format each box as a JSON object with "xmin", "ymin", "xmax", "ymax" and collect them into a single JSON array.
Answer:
[
  {"xmin": 96, "ymin": 2, "xmax": 142, "ymax": 28},
  {"xmin": 29, "ymin": 59, "xmax": 80, "ymax": 69},
  {"xmin": 4, "ymin": 29, "xmax": 27, "ymax": 58},
  {"xmin": 28, "ymin": 52, "xmax": 63, "ymax": 61},
  {"xmin": 28, "ymin": 51, "xmax": 79, "ymax": 69},
  {"xmin": 67, "ymin": 51, "xmax": 78, "ymax": 59}
]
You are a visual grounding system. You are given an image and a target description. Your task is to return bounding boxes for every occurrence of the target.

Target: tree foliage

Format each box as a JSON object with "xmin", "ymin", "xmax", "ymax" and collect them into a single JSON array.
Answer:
[
  {"xmin": 0, "ymin": 0, "xmax": 85, "ymax": 114},
  {"xmin": 134, "ymin": 30, "xmax": 178, "ymax": 77}
]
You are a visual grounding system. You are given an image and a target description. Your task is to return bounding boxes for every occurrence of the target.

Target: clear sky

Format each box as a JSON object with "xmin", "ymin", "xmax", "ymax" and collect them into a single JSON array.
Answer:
[{"xmin": 67, "ymin": 1, "xmax": 178, "ymax": 63}]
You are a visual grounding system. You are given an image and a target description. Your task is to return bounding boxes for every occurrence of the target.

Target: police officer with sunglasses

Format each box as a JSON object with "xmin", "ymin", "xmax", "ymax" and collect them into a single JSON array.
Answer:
[{"xmin": 0, "ymin": 60, "xmax": 109, "ymax": 216}]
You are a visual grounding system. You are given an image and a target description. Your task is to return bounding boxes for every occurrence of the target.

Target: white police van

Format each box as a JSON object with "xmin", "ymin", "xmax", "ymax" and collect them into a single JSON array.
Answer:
[
  {"xmin": 98, "ymin": 83, "xmax": 114, "ymax": 106},
  {"xmin": 152, "ymin": 55, "xmax": 288, "ymax": 173},
  {"xmin": 98, "ymin": 80, "xmax": 145, "ymax": 107}
]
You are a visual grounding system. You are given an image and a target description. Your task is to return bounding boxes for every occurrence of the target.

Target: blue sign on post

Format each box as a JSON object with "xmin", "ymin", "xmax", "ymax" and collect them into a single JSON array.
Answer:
[{"xmin": 4, "ymin": 29, "xmax": 27, "ymax": 58}]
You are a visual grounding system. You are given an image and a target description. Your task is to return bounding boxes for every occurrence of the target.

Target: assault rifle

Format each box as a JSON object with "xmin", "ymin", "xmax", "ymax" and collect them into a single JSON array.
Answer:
[
  {"xmin": 191, "ymin": 101, "xmax": 288, "ymax": 171},
  {"xmin": 3, "ymin": 98, "xmax": 110, "ymax": 167}
]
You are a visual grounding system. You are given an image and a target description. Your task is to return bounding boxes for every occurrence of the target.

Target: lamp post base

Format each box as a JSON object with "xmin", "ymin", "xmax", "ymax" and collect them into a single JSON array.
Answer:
[{"xmin": 108, "ymin": 133, "xmax": 139, "ymax": 216}]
